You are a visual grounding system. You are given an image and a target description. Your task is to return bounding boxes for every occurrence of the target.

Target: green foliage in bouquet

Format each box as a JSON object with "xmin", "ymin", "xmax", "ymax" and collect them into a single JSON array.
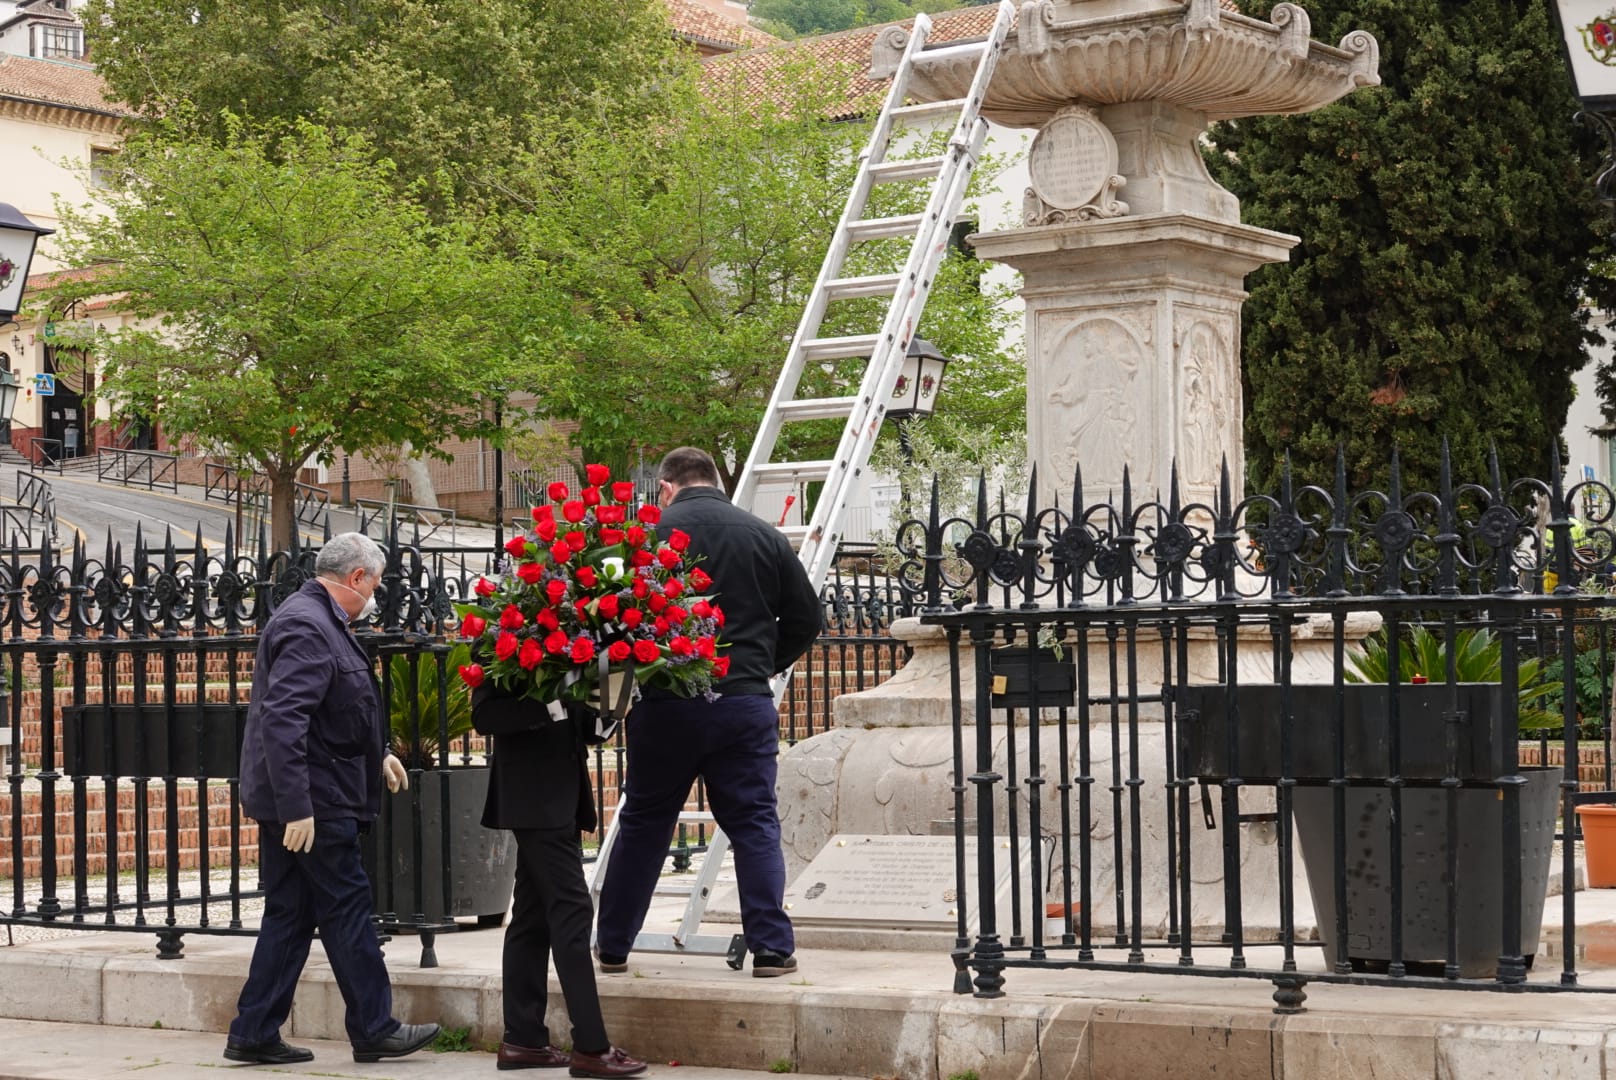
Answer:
[
  {"xmin": 387, "ymin": 642, "xmax": 474, "ymax": 768},
  {"xmin": 454, "ymin": 463, "xmax": 728, "ymax": 704},
  {"xmin": 1344, "ymin": 624, "xmax": 1556, "ymax": 731}
]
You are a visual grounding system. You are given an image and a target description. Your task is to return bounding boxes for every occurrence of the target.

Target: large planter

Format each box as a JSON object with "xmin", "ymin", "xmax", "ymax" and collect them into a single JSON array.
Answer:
[
  {"xmin": 1177, "ymin": 682, "xmax": 1510, "ymax": 783},
  {"xmin": 374, "ymin": 765, "xmax": 515, "ymax": 923},
  {"xmin": 1575, "ymin": 804, "xmax": 1616, "ymax": 888},
  {"xmin": 1294, "ymin": 766, "xmax": 1561, "ymax": 978}
]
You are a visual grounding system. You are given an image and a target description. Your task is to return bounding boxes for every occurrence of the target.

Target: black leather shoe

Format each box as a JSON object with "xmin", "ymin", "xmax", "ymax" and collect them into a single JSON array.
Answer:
[
  {"xmin": 223, "ymin": 1038, "xmax": 314, "ymax": 1065},
  {"xmin": 596, "ymin": 951, "xmax": 629, "ymax": 974},
  {"xmin": 569, "ymin": 1046, "xmax": 648, "ymax": 1078},
  {"xmin": 752, "ymin": 949, "xmax": 797, "ymax": 978},
  {"xmin": 498, "ymin": 1040, "xmax": 571, "ymax": 1070},
  {"xmin": 352, "ymin": 1021, "xmax": 440, "ymax": 1063}
]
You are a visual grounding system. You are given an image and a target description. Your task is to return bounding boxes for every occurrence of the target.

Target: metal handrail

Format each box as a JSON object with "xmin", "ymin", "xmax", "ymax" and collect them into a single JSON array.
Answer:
[
  {"xmin": 27, "ymin": 437, "xmax": 62, "ymax": 475},
  {"xmin": 356, "ymin": 496, "xmax": 458, "ymax": 544},
  {"xmin": 95, "ymin": 446, "xmax": 179, "ymax": 492},
  {"xmin": 202, "ymin": 462, "xmax": 330, "ymax": 525},
  {"xmin": 13, "ymin": 471, "xmax": 59, "ymax": 546}
]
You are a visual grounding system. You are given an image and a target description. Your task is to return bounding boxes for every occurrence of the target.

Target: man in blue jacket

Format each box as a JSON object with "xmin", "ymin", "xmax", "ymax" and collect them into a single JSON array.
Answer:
[
  {"xmin": 225, "ymin": 532, "xmax": 440, "ymax": 1066},
  {"xmin": 595, "ymin": 447, "xmax": 822, "ymax": 978}
]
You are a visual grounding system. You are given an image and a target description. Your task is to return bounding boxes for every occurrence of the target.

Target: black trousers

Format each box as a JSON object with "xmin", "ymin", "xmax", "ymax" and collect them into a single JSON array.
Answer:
[{"xmin": 504, "ymin": 827, "xmax": 608, "ymax": 1053}]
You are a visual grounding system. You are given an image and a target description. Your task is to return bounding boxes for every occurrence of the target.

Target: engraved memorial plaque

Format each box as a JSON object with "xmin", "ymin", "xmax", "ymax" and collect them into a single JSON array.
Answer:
[{"xmin": 1028, "ymin": 107, "xmax": 1118, "ymax": 211}]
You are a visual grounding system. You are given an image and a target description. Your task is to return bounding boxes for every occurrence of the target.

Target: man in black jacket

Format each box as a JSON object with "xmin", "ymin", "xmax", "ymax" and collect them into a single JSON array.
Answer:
[
  {"xmin": 226, "ymin": 532, "xmax": 439, "ymax": 1066},
  {"xmin": 595, "ymin": 447, "xmax": 821, "ymax": 978}
]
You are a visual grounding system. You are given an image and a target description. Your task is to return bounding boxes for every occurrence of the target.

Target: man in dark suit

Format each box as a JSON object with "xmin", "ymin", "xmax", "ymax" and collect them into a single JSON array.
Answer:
[
  {"xmin": 595, "ymin": 447, "xmax": 821, "ymax": 978},
  {"xmin": 472, "ymin": 686, "xmax": 647, "ymax": 1077},
  {"xmin": 227, "ymin": 532, "xmax": 440, "ymax": 1066}
]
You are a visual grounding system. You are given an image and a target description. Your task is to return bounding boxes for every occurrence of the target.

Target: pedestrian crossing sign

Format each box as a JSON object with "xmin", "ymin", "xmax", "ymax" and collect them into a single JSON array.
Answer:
[{"xmin": 33, "ymin": 373, "xmax": 54, "ymax": 396}]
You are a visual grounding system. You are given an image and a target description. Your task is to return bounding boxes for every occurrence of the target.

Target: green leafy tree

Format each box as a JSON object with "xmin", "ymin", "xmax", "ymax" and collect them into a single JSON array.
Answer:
[
  {"xmin": 80, "ymin": 0, "xmax": 687, "ymax": 215},
  {"xmin": 496, "ymin": 58, "xmax": 1024, "ymax": 491},
  {"xmin": 749, "ymin": 0, "xmax": 938, "ymax": 37},
  {"xmin": 1205, "ymin": 0, "xmax": 1615, "ymax": 495},
  {"xmin": 44, "ymin": 119, "xmax": 518, "ymax": 549}
]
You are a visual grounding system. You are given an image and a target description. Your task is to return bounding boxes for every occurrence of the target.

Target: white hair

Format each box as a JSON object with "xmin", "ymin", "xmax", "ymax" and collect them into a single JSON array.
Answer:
[{"xmin": 315, "ymin": 532, "xmax": 385, "ymax": 579}]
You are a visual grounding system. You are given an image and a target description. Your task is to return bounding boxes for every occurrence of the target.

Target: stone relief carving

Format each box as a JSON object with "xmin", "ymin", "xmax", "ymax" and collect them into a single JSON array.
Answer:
[
  {"xmin": 1023, "ymin": 104, "xmax": 1129, "ymax": 226},
  {"xmin": 1341, "ymin": 29, "xmax": 1381, "ymax": 88},
  {"xmin": 1045, "ymin": 314, "xmax": 1149, "ymax": 492},
  {"xmin": 1269, "ymin": 3, "xmax": 1311, "ymax": 63},
  {"xmin": 1177, "ymin": 318, "xmax": 1235, "ymax": 484}
]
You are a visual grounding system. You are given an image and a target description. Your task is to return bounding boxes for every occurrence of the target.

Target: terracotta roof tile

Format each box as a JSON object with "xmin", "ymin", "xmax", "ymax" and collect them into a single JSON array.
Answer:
[
  {"xmin": 0, "ymin": 53, "xmax": 125, "ymax": 117},
  {"xmin": 664, "ymin": 0, "xmax": 778, "ymax": 52},
  {"xmin": 705, "ymin": 1, "xmax": 1240, "ymax": 120}
]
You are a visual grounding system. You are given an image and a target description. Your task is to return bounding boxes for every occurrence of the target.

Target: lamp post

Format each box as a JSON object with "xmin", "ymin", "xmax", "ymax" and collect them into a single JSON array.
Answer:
[
  {"xmin": 1551, "ymin": 3, "xmax": 1616, "ymax": 215},
  {"xmin": 0, "ymin": 204, "xmax": 53, "ymax": 323},
  {"xmin": 884, "ymin": 336, "xmax": 951, "ymax": 515}
]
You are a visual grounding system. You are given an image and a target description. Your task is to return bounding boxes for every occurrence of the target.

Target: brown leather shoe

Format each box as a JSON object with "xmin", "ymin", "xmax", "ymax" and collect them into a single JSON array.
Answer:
[
  {"xmin": 569, "ymin": 1046, "xmax": 648, "ymax": 1078},
  {"xmin": 498, "ymin": 1041, "xmax": 571, "ymax": 1070}
]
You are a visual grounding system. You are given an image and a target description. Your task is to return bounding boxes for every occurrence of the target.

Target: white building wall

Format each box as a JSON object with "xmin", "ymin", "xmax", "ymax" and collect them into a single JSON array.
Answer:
[{"xmin": 1567, "ymin": 312, "xmax": 1616, "ymax": 502}]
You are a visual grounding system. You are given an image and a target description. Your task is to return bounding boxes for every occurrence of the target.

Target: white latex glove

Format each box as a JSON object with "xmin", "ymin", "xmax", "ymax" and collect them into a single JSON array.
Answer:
[
  {"xmin": 383, "ymin": 753, "xmax": 408, "ymax": 794},
  {"xmin": 283, "ymin": 817, "xmax": 315, "ymax": 854}
]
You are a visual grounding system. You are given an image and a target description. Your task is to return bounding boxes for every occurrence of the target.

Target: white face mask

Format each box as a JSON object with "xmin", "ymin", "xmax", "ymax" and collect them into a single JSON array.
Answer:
[{"xmin": 329, "ymin": 575, "xmax": 379, "ymax": 622}]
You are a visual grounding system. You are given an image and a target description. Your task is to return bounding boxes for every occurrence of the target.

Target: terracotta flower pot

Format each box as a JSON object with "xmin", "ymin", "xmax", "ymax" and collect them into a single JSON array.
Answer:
[{"xmin": 1576, "ymin": 804, "xmax": 1616, "ymax": 888}]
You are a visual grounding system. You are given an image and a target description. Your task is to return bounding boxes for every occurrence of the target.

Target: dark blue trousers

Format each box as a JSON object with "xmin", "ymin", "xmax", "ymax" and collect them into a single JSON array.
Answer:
[
  {"xmin": 229, "ymin": 818, "xmax": 397, "ymax": 1047},
  {"xmin": 596, "ymin": 694, "xmax": 793, "ymax": 959}
]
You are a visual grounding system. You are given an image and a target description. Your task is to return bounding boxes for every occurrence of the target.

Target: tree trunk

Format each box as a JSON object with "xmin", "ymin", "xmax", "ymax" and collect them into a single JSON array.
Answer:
[
  {"xmin": 398, "ymin": 441, "xmax": 443, "ymax": 523},
  {"xmin": 267, "ymin": 464, "xmax": 296, "ymax": 553}
]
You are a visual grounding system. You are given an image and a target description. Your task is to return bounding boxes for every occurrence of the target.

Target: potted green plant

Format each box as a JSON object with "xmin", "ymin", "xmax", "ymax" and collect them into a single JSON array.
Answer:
[
  {"xmin": 375, "ymin": 641, "xmax": 516, "ymax": 926},
  {"xmin": 1178, "ymin": 625, "xmax": 1562, "ymax": 977}
]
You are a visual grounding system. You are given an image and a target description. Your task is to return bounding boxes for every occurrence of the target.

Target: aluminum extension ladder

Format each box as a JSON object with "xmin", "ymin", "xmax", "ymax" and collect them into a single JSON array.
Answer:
[{"xmin": 588, "ymin": 0, "xmax": 1016, "ymax": 966}]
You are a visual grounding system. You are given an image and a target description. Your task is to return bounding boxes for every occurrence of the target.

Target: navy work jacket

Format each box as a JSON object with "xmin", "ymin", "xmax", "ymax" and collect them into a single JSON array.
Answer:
[{"xmin": 239, "ymin": 579, "xmax": 384, "ymax": 824}]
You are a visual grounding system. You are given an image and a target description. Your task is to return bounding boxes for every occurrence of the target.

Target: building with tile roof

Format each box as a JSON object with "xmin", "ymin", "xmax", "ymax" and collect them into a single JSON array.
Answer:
[
  {"xmin": 0, "ymin": 0, "xmax": 85, "ymax": 61},
  {"xmin": 665, "ymin": 0, "xmax": 778, "ymax": 56}
]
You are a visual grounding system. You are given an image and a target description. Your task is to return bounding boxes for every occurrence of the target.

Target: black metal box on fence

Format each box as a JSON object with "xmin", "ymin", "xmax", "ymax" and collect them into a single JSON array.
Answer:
[
  {"xmin": 989, "ymin": 645, "xmax": 1077, "ymax": 711},
  {"xmin": 60, "ymin": 702, "xmax": 247, "ymax": 778},
  {"xmin": 1176, "ymin": 682, "xmax": 1508, "ymax": 783}
]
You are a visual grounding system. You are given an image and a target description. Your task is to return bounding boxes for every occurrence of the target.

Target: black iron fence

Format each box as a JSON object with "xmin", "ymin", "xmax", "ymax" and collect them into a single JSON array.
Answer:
[
  {"xmin": 0, "ymin": 531, "xmax": 911, "ymax": 962},
  {"xmin": 919, "ymin": 449, "xmax": 1616, "ymax": 1011}
]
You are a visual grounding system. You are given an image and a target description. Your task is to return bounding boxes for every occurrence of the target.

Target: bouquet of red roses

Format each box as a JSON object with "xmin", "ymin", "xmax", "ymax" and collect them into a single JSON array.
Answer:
[{"xmin": 454, "ymin": 463, "xmax": 728, "ymax": 709}]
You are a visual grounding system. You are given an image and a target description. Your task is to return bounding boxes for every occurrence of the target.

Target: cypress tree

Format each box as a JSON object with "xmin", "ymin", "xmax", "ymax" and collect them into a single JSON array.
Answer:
[{"xmin": 1206, "ymin": 0, "xmax": 1615, "ymax": 495}]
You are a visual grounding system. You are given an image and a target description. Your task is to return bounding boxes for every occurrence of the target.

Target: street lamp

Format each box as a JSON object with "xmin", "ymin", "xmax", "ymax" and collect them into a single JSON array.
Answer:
[
  {"xmin": 885, "ymin": 336, "xmax": 949, "ymax": 423},
  {"xmin": 0, "ymin": 204, "xmax": 54, "ymax": 322}
]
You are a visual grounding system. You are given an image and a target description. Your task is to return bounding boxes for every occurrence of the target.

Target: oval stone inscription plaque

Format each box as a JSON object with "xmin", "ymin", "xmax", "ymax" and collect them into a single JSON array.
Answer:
[{"xmin": 1028, "ymin": 107, "xmax": 1117, "ymax": 211}]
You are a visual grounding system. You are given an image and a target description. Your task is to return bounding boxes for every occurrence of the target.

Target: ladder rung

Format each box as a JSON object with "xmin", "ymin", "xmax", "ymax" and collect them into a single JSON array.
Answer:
[
  {"xmin": 777, "ymin": 525, "xmax": 810, "ymax": 548},
  {"xmin": 751, "ymin": 461, "xmax": 834, "ymax": 485},
  {"xmin": 914, "ymin": 40, "xmax": 989, "ymax": 65},
  {"xmin": 676, "ymin": 811, "xmax": 715, "ymax": 824},
  {"xmin": 823, "ymin": 273, "xmax": 903, "ymax": 301},
  {"xmin": 846, "ymin": 214, "xmax": 925, "ymax": 241},
  {"xmin": 801, "ymin": 334, "xmax": 881, "ymax": 361},
  {"xmin": 867, "ymin": 157, "xmax": 945, "ymax": 184},
  {"xmin": 777, "ymin": 397, "xmax": 860, "ymax": 421},
  {"xmin": 891, "ymin": 98, "xmax": 969, "ymax": 121}
]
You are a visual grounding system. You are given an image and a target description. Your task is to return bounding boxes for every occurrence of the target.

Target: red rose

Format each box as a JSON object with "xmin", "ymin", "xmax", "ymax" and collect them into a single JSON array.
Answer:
[
  {"xmin": 499, "ymin": 604, "xmax": 525, "ymax": 631},
  {"xmin": 657, "ymin": 548, "xmax": 681, "ymax": 570},
  {"xmin": 474, "ymin": 576, "xmax": 496, "ymax": 598},
  {"xmin": 519, "ymin": 638, "xmax": 544, "ymax": 670},
  {"xmin": 669, "ymin": 635, "xmax": 693, "ymax": 657},
  {"xmin": 622, "ymin": 608, "xmax": 644, "ymax": 629},
  {"xmin": 712, "ymin": 605, "xmax": 725, "ymax": 627},
  {"xmin": 665, "ymin": 605, "xmax": 687, "ymax": 624},
  {"xmin": 532, "ymin": 504, "xmax": 554, "ymax": 523},
  {"xmin": 570, "ymin": 636, "xmax": 596, "ymax": 663},
  {"xmin": 625, "ymin": 525, "xmax": 647, "ymax": 547},
  {"xmin": 544, "ymin": 630, "xmax": 569, "ymax": 654},
  {"xmin": 582, "ymin": 486, "xmax": 602, "ymax": 507},
  {"xmin": 608, "ymin": 640, "xmax": 632, "ymax": 662},
  {"xmin": 597, "ymin": 505, "xmax": 625, "ymax": 525},
  {"xmin": 458, "ymin": 663, "xmax": 485, "ymax": 688},
  {"xmin": 546, "ymin": 579, "xmax": 568, "ymax": 606},
  {"xmin": 504, "ymin": 534, "xmax": 529, "ymax": 558},
  {"xmin": 460, "ymin": 614, "xmax": 487, "ymax": 638},
  {"xmin": 652, "ymin": 617, "xmax": 671, "ymax": 638},
  {"xmin": 586, "ymin": 463, "xmax": 611, "ymax": 486},
  {"xmin": 548, "ymin": 482, "xmax": 569, "ymax": 501},
  {"xmin": 633, "ymin": 639, "xmax": 661, "ymax": 664},
  {"xmin": 536, "ymin": 607, "xmax": 560, "ymax": 631},
  {"xmin": 495, "ymin": 631, "xmax": 519, "ymax": 661},
  {"xmin": 575, "ymin": 599, "xmax": 591, "ymax": 622},
  {"xmin": 696, "ymin": 636, "xmax": 716, "ymax": 659},
  {"xmin": 550, "ymin": 541, "xmax": 572, "ymax": 564},
  {"xmin": 575, "ymin": 566, "xmax": 598, "ymax": 589},
  {"xmin": 612, "ymin": 481, "xmax": 635, "ymax": 502},
  {"xmin": 712, "ymin": 656, "xmax": 730, "ymax": 678},
  {"xmin": 566, "ymin": 530, "xmax": 588, "ymax": 552},
  {"xmin": 668, "ymin": 529, "xmax": 691, "ymax": 553},
  {"xmin": 562, "ymin": 500, "xmax": 587, "ymax": 523},
  {"xmin": 692, "ymin": 600, "xmax": 712, "ymax": 619},
  {"xmin": 598, "ymin": 594, "xmax": 620, "ymax": 619},
  {"xmin": 516, "ymin": 562, "xmax": 543, "ymax": 585},
  {"xmin": 637, "ymin": 505, "xmax": 662, "ymax": 524},
  {"xmin": 535, "ymin": 518, "xmax": 558, "ymax": 542},
  {"xmin": 599, "ymin": 527, "xmax": 624, "ymax": 546},
  {"xmin": 631, "ymin": 549, "xmax": 654, "ymax": 568},
  {"xmin": 648, "ymin": 593, "xmax": 668, "ymax": 614},
  {"xmin": 631, "ymin": 578, "xmax": 650, "ymax": 599},
  {"xmin": 688, "ymin": 568, "xmax": 712, "ymax": 592},
  {"xmin": 663, "ymin": 579, "xmax": 684, "ymax": 599}
]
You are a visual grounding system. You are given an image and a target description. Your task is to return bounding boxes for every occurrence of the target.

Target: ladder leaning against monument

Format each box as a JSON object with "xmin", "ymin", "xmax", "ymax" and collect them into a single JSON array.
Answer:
[{"xmin": 587, "ymin": 0, "xmax": 1017, "ymax": 968}]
